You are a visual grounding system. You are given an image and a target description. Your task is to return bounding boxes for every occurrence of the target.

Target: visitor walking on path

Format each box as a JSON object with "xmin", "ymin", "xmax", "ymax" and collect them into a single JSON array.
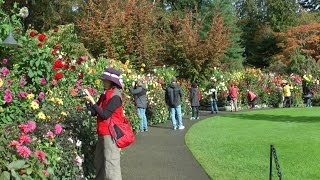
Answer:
[
  {"xmin": 165, "ymin": 77, "xmax": 185, "ymax": 130},
  {"xmin": 190, "ymin": 83, "xmax": 201, "ymax": 120},
  {"xmin": 246, "ymin": 90, "xmax": 257, "ymax": 109},
  {"xmin": 84, "ymin": 68, "xmax": 124, "ymax": 180},
  {"xmin": 131, "ymin": 80, "xmax": 148, "ymax": 132},
  {"xmin": 206, "ymin": 84, "xmax": 218, "ymax": 114},
  {"xmin": 229, "ymin": 84, "xmax": 239, "ymax": 112}
]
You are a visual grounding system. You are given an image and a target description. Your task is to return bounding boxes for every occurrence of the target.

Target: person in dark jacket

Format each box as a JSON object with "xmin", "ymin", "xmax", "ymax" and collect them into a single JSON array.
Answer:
[
  {"xmin": 165, "ymin": 77, "xmax": 185, "ymax": 130},
  {"xmin": 131, "ymin": 80, "xmax": 148, "ymax": 132},
  {"xmin": 190, "ymin": 83, "xmax": 201, "ymax": 120}
]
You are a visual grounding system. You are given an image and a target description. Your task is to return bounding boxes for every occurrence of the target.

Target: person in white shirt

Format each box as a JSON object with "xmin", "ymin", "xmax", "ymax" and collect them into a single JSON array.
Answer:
[{"xmin": 206, "ymin": 85, "xmax": 218, "ymax": 114}]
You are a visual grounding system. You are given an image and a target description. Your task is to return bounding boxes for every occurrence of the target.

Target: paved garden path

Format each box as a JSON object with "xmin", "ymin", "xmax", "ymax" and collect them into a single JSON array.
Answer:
[{"xmin": 121, "ymin": 111, "xmax": 222, "ymax": 180}]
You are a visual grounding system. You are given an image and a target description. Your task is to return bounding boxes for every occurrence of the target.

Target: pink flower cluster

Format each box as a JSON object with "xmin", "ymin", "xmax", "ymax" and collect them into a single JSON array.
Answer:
[
  {"xmin": 18, "ymin": 121, "xmax": 37, "ymax": 134},
  {"xmin": 4, "ymin": 89, "xmax": 12, "ymax": 103},
  {"xmin": 1, "ymin": 67, "xmax": 10, "ymax": 76}
]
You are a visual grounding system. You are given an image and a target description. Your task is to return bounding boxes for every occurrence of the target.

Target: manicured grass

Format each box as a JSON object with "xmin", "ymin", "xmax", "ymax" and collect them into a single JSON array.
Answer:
[{"xmin": 186, "ymin": 108, "xmax": 320, "ymax": 180}]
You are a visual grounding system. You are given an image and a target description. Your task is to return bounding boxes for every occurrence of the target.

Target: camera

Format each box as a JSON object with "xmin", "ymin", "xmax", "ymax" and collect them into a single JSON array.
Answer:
[{"xmin": 78, "ymin": 90, "xmax": 87, "ymax": 97}]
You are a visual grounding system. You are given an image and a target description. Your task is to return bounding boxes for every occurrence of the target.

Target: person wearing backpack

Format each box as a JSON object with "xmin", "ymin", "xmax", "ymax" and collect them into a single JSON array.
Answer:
[
  {"xmin": 84, "ymin": 68, "xmax": 125, "ymax": 180},
  {"xmin": 131, "ymin": 80, "xmax": 148, "ymax": 132},
  {"xmin": 165, "ymin": 77, "xmax": 185, "ymax": 130},
  {"xmin": 207, "ymin": 85, "xmax": 218, "ymax": 114},
  {"xmin": 190, "ymin": 83, "xmax": 201, "ymax": 120}
]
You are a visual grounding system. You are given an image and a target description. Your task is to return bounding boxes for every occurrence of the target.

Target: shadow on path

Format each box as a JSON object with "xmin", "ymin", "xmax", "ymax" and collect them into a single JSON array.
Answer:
[{"xmin": 223, "ymin": 113, "xmax": 320, "ymax": 123}]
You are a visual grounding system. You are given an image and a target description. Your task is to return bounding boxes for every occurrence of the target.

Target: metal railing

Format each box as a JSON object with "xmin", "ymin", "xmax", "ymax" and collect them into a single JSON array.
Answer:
[{"xmin": 269, "ymin": 145, "xmax": 282, "ymax": 180}]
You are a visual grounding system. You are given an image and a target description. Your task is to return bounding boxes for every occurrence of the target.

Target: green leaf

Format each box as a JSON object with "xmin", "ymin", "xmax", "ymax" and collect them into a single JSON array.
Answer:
[
  {"xmin": 0, "ymin": 171, "xmax": 10, "ymax": 180},
  {"xmin": 7, "ymin": 160, "xmax": 25, "ymax": 170},
  {"xmin": 28, "ymin": 71, "xmax": 34, "ymax": 78},
  {"xmin": 11, "ymin": 170, "xmax": 20, "ymax": 180},
  {"xmin": 35, "ymin": 60, "xmax": 40, "ymax": 67},
  {"xmin": 26, "ymin": 168, "xmax": 32, "ymax": 175},
  {"xmin": 21, "ymin": 175, "xmax": 33, "ymax": 180}
]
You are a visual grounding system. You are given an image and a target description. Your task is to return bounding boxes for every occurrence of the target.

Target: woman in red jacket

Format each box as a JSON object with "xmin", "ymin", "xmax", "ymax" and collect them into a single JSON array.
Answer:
[{"xmin": 84, "ymin": 68, "xmax": 124, "ymax": 180}]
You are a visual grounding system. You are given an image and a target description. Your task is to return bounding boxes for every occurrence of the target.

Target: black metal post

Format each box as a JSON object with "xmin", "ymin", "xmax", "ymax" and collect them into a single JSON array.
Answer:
[{"xmin": 269, "ymin": 145, "xmax": 273, "ymax": 180}]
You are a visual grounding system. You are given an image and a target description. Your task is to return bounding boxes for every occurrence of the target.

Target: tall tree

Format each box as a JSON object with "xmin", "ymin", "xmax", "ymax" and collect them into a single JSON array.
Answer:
[
  {"xmin": 3, "ymin": 0, "xmax": 85, "ymax": 31},
  {"xmin": 213, "ymin": 0, "xmax": 244, "ymax": 70}
]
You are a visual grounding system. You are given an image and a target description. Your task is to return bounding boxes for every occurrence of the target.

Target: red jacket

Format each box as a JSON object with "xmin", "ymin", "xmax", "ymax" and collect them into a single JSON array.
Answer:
[{"xmin": 97, "ymin": 88, "xmax": 124, "ymax": 136}]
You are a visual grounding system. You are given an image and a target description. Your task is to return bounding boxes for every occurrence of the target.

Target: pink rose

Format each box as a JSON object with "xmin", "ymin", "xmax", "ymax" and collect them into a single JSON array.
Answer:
[
  {"xmin": 54, "ymin": 124, "xmax": 63, "ymax": 135},
  {"xmin": 2, "ymin": 58, "xmax": 8, "ymax": 64},
  {"xmin": 17, "ymin": 146, "xmax": 31, "ymax": 158},
  {"xmin": 1, "ymin": 67, "xmax": 10, "ymax": 76},
  {"xmin": 40, "ymin": 78, "xmax": 46, "ymax": 85},
  {"xmin": 17, "ymin": 91, "xmax": 28, "ymax": 99},
  {"xmin": 4, "ymin": 89, "xmax": 12, "ymax": 103},
  {"xmin": 38, "ymin": 92, "xmax": 45, "ymax": 100},
  {"xmin": 52, "ymin": 80, "xmax": 57, "ymax": 86},
  {"xmin": 46, "ymin": 131, "xmax": 54, "ymax": 140},
  {"xmin": 42, "ymin": 170, "xmax": 49, "ymax": 176}
]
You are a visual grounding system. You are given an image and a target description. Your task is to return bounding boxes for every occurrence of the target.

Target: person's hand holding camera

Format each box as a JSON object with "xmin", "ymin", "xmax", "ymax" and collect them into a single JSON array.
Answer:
[{"xmin": 83, "ymin": 89, "xmax": 95, "ymax": 105}]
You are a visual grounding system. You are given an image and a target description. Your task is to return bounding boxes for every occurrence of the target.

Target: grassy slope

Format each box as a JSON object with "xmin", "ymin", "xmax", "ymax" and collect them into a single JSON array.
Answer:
[{"xmin": 186, "ymin": 108, "xmax": 320, "ymax": 180}]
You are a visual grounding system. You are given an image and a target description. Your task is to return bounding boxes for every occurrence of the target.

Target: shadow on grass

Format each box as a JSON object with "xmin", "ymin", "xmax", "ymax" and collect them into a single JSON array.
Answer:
[{"xmin": 222, "ymin": 113, "xmax": 320, "ymax": 123}]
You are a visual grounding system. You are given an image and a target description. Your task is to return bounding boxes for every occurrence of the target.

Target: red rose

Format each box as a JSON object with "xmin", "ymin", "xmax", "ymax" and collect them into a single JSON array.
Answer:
[
  {"xmin": 54, "ymin": 72, "xmax": 63, "ymax": 80},
  {"xmin": 30, "ymin": 31, "xmax": 37, "ymax": 37},
  {"xmin": 52, "ymin": 59, "xmax": 64, "ymax": 70},
  {"xmin": 38, "ymin": 33, "xmax": 46, "ymax": 42},
  {"xmin": 37, "ymin": 43, "xmax": 43, "ymax": 48},
  {"xmin": 54, "ymin": 27, "xmax": 59, "ymax": 33},
  {"xmin": 63, "ymin": 64, "xmax": 69, "ymax": 70}
]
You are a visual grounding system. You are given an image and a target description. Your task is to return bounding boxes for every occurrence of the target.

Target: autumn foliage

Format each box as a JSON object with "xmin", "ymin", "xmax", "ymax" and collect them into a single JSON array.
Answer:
[
  {"xmin": 77, "ymin": 0, "xmax": 230, "ymax": 80},
  {"xmin": 276, "ymin": 23, "xmax": 320, "ymax": 64}
]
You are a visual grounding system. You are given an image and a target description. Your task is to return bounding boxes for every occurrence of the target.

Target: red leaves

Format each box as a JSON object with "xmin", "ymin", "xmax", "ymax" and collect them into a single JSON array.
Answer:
[{"xmin": 276, "ymin": 23, "xmax": 320, "ymax": 63}]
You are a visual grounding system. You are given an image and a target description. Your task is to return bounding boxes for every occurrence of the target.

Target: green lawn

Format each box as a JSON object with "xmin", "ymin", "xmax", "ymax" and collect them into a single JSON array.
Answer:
[{"xmin": 186, "ymin": 108, "xmax": 320, "ymax": 180}]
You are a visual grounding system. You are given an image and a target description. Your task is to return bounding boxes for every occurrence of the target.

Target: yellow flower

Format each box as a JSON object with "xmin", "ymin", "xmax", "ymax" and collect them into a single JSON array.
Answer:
[
  {"xmin": 27, "ymin": 93, "xmax": 35, "ymax": 100},
  {"xmin": 55, "ymin": 98, "xmax": 63, "ymax": 105},
  {"xmin": 95, "ymin": 79, "xmax": 100, "ymax": 85},
  {"xmin": 30, "ymin": 101, "xmax": 39, "ymax": 110},
  {"xmin": 37, "ymin": 112, "xmax": 46, "ymax": 120},
  {"xmin": 46, "ymin": 115, "xmax": 51, "ymax": 120},
  {"xmin": 141, "ymin": 68, "xmax": 144, "ymax": 72},
  {"xmin": 125, "ymin": 60, "xmax": 130, "ymax": 66},
  {"xmin": 61, "ymin": 112, "xmax": 67, "ymax": 116},
  {"xmin": 0, "ymin": 78, "xmax": 3, "ymax": 87},
  {"xmin": 49, "ymin": 97, "xmax": 56, "ymax": 102},
  {"xmin": 91, "ymin": 69, "xmax": 96, "ymax": 74},
  {"xmin": 141, "ymin": 63, "xmax": 146, "ymax": 67}
]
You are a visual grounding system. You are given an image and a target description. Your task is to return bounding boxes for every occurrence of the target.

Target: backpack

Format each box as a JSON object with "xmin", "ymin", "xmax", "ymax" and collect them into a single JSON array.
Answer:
[{"xmin": 108, "ymin": 89, "xmax": 135, "ymax": 148}]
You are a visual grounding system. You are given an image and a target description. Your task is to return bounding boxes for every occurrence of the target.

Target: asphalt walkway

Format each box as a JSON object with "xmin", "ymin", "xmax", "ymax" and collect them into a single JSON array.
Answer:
[{"xmin": 121, "ymin": 111, "xmax": 220, "ymax": 180}]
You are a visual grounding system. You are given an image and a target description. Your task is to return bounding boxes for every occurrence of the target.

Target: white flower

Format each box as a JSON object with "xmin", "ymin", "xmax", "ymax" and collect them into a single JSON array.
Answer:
[
  {"xmin": 153, "ymin": 69, "xmax": 157, "ymax": 73},
  {"xmin": 74, "ymin": 155, "xmax": 83, "ymax": 167},
  {"xmin": 76, "ymin": 140, "xmax": 82, "ymax": 147},
  {"xmin": 19, "ymin": 7, "xmax": 29, "ymax": 18},
  {"xmin": 58, "ymin": 55, "xmax": 63, "ymax": 59},
  {"xmin": 68, "ymin": 138, "xmax": 74, "ymax": 144}
]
